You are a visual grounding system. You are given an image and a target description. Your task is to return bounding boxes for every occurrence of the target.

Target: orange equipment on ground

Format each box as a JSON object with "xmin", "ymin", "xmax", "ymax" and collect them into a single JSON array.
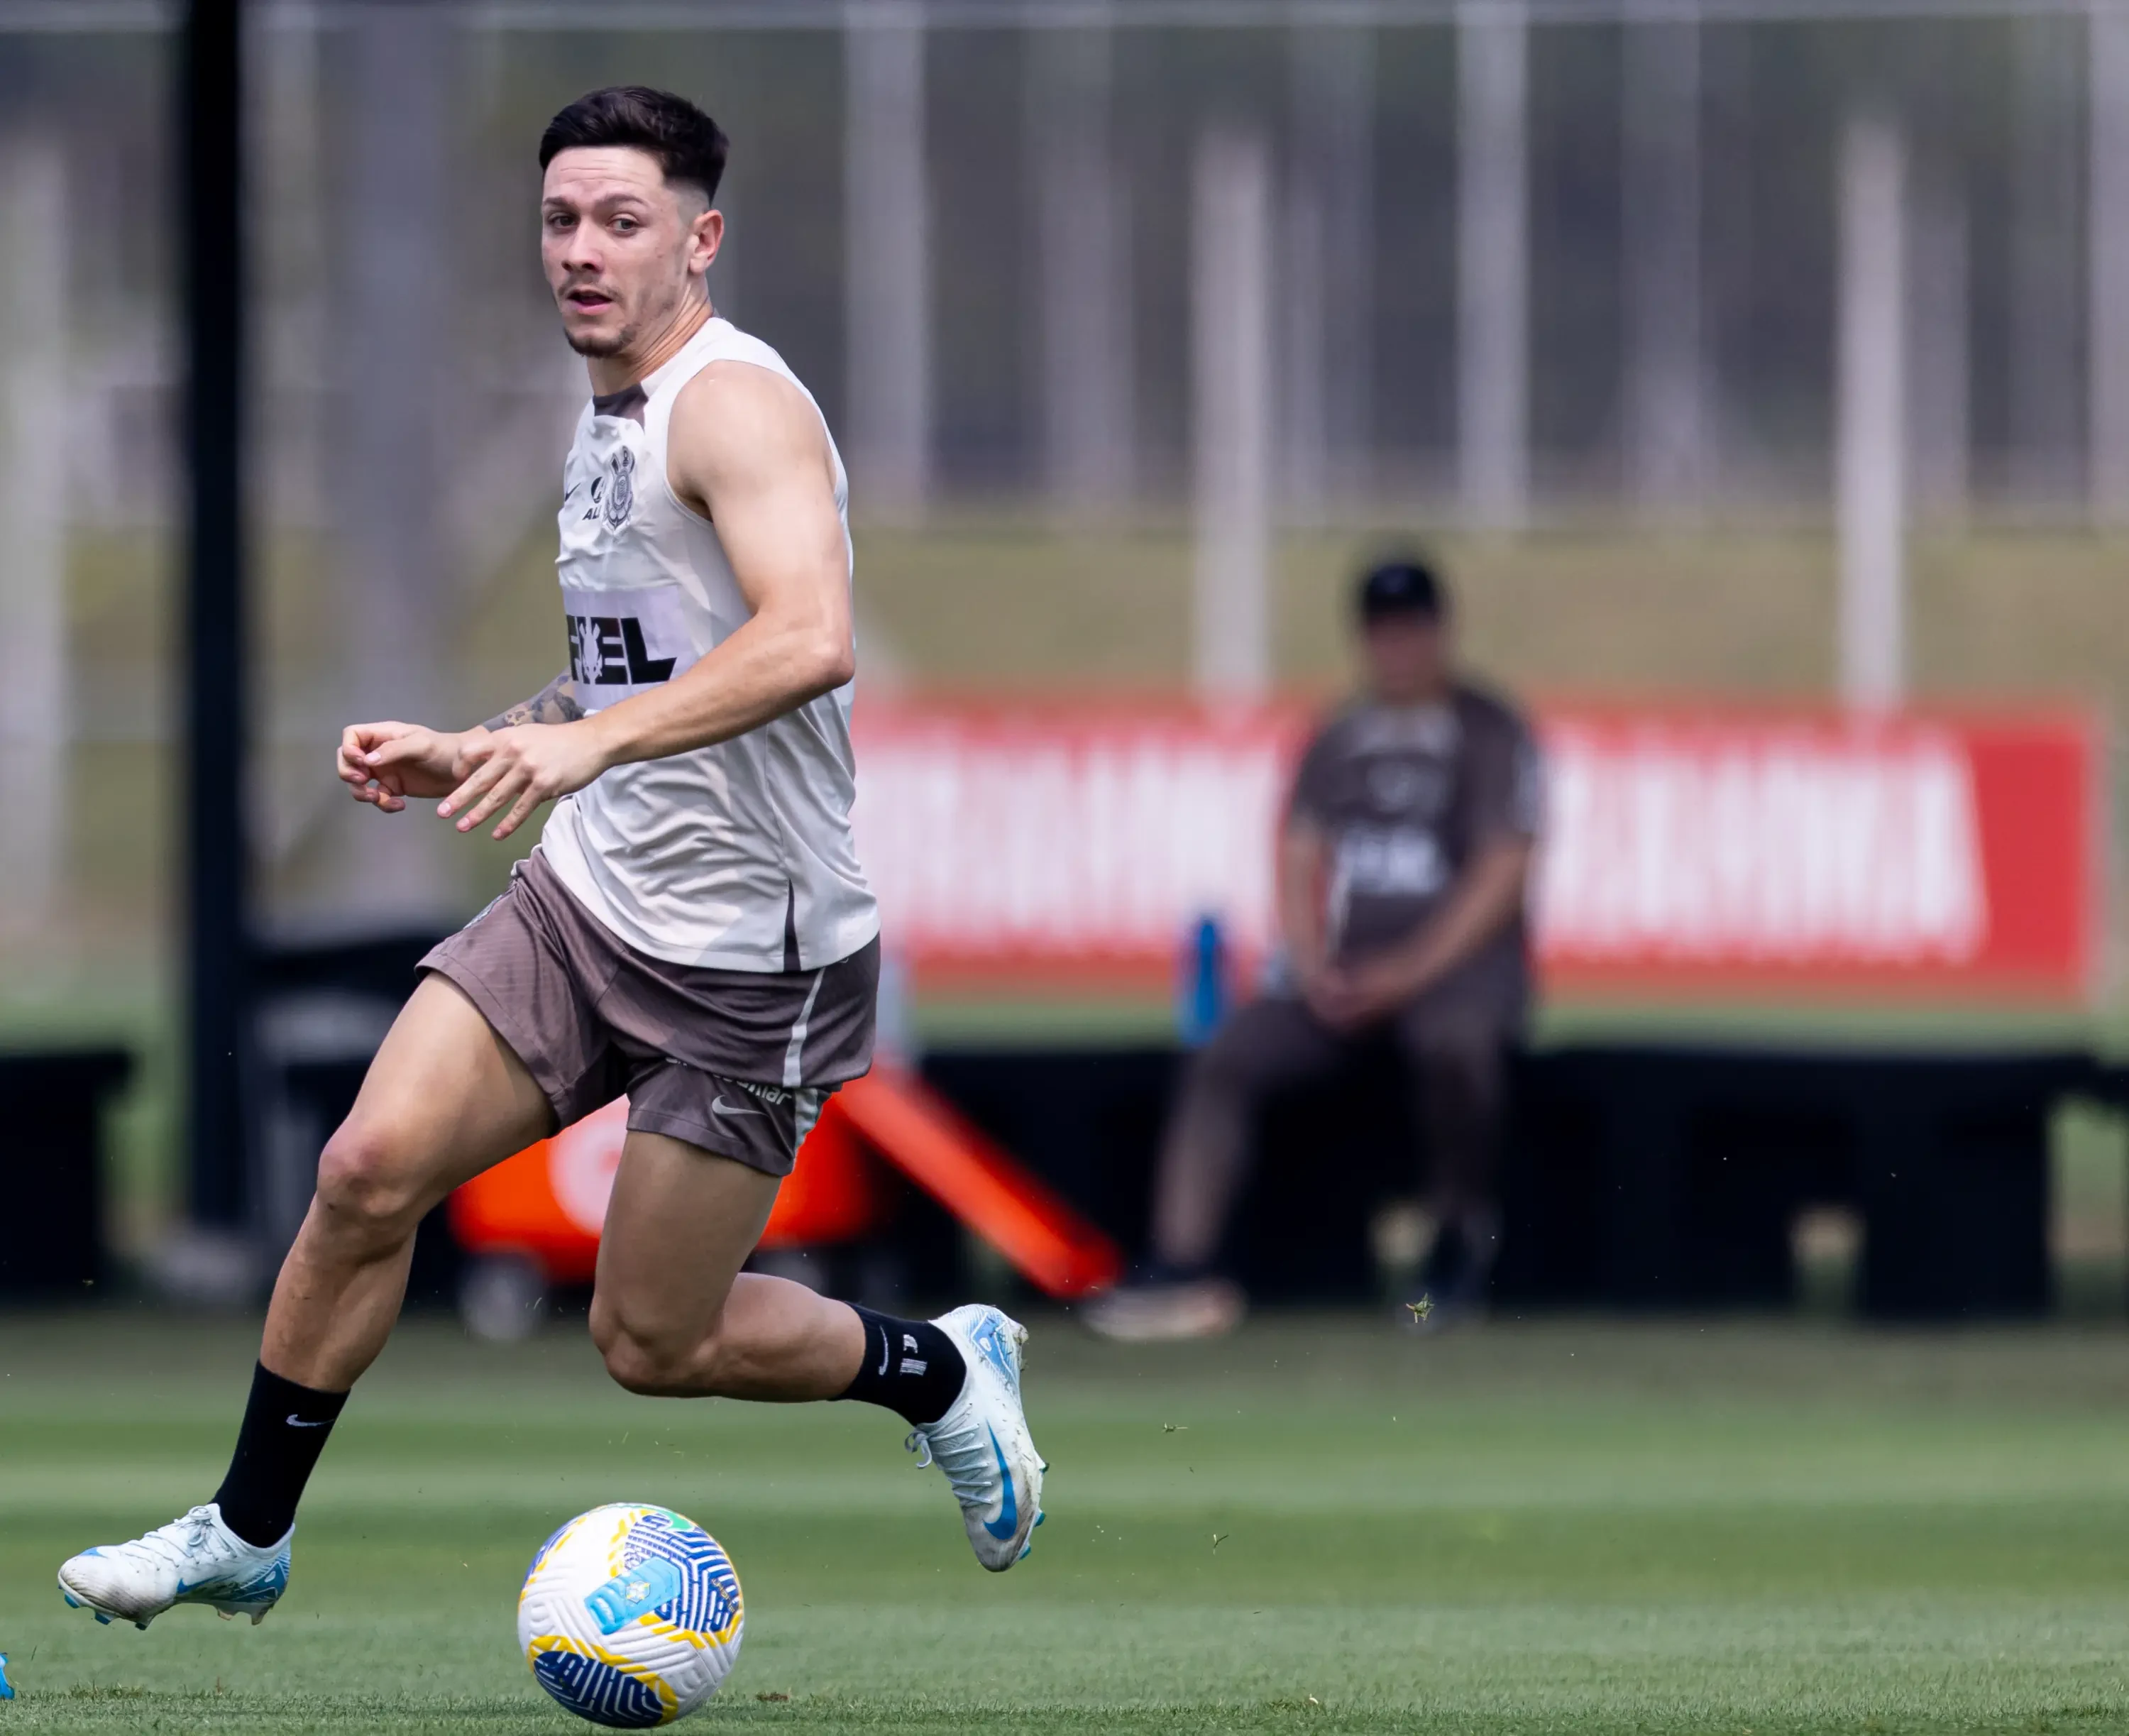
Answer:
[{"xmin": 449, "ymin": 1067, "xmax": 1122, "ymax": 1299}]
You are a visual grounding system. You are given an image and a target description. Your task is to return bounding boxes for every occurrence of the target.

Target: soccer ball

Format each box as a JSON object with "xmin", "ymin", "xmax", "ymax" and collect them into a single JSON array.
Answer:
[{"xmin": 517, "ymin": 1503, "xmax": 744, "ymax": 1727}]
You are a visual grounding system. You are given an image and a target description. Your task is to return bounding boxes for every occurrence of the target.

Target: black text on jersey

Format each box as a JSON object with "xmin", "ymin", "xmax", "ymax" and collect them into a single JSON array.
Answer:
[{"xmin": 568, "ymin": 613, "xmax": 676, "ymax": 687}]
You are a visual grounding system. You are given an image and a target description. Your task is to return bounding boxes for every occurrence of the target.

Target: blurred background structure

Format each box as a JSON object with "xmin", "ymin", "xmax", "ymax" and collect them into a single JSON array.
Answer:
[{"xmin": 4, "ymin": 0, "xmax": 2129, "ymax": 1315}]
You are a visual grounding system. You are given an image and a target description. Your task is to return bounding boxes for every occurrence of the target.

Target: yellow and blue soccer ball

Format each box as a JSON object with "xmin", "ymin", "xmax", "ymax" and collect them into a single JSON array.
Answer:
[{"xmin": 517, "ymin": 1503, "xmax": 744, "ymax": 1727}]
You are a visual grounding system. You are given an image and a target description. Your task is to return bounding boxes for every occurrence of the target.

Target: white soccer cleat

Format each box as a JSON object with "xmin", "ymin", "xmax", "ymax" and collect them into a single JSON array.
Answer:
[
  {"xmin": 904, "ymin": 1304, "xmax": 1047, "ymax": 1571},
  {"xmin": 57, "ymin": 1503, "xmax": 290, "ymax": 1630}
]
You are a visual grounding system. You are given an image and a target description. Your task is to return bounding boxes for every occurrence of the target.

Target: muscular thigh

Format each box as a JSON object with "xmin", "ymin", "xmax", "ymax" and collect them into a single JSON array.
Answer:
[
  {"xmin": 591, "ymin": 1131, "xmax": 781, "ymax": 1346},
  {"xmin": 1392, "ymin": 994, "xmax": 1516, "ymax": 1107},
  {"xmin": 1202, "ymin": 994, "xmax": 1352, "ymax": 1094},
  {"xmin": 336, "ymin": 972, "xmax": 557, "ymax": 1209}
]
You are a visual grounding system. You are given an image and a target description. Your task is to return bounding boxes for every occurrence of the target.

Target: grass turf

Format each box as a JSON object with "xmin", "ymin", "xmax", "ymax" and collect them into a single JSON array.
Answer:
[{"xmin": 3, "ymin": 1314, "xmax": 2129, "ymax": 1732}]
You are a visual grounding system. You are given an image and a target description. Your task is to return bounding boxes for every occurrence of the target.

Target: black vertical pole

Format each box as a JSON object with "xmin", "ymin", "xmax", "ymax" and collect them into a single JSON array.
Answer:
[{"xmin": 182, "ymin": 0, "xmax": 250, "ymax": 1228}]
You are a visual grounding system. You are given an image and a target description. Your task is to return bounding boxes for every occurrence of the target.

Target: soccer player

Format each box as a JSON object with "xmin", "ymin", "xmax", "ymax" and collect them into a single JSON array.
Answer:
[
  {"xmin": 1086, "ymin": 556, "xmax": 1540, "ymax": 1341},
  {"xmin": 58, "ymin": 87, "xmax": 1043, "ymax": 1630}
]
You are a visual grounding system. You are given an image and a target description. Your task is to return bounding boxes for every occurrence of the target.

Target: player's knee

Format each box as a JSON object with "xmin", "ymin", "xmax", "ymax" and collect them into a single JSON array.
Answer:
[
  {"xmin": 1189, "ymin": 1038, "xmax": 1235, "ymax": 1091},
  {"xmin": 1192, "ymin": 1026, "xmax": 1268, "ymax": 1101},
  {"xmin": 598, "ymin": 1336, "xmax": 681, "ymax": 1397},
  {"xmin": 591, "ymin": 1304, "xmax": 711, "ymax": 1397},
  {"xmin": 313, "ymin": 1124, "xmax": 427, "ymax": 1252}
]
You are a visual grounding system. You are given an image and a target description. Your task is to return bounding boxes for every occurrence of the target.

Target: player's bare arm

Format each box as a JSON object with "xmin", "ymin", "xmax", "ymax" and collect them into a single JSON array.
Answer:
[
  {"xmin": 1277, "ymin": 818, "xmax": 1342, "ymax": 1020},
  {"xmin": 436, "ymin": 360, "xmax": 850, "ymax": 841},
  {"xmin": 485, "ymin": 672, "xmax": 586, "ymax": 730}
]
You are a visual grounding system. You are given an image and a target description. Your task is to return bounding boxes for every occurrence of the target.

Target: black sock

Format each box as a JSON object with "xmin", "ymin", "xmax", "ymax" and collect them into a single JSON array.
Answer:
[
  {"xmin": 211, "ymin": 1363, "xmax": 349, "ymax": 1547},
  {"xmin": 834, "ymin": 1306, "xmax": 967, "ymax": 1427}
]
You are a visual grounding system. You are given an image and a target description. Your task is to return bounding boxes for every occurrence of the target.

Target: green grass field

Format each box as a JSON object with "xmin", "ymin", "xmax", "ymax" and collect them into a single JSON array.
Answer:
[{"xmin": 4, "ymin": 1314, "xmax": 2129, "ymax": 1733}]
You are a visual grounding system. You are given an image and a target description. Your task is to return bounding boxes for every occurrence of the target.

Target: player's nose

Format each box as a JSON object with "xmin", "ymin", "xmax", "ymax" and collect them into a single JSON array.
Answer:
[{"xmin": 556, "ymin": 231, "xmax": 604, "ymax": 273}]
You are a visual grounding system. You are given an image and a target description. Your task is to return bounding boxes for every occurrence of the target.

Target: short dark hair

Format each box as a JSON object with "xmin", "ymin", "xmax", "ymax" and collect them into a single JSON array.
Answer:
[
  {"xmin": 1358, "ymin": 554, "xmax": 1448, "ymax": 622},
  {"xmin": 538, "ymin": 86, "xmax": 730, "ymax": 204}
]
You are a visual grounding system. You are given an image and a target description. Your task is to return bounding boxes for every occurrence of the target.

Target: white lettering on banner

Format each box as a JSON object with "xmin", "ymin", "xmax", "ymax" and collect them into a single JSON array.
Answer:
[
  {"xmin": 852, "ymin": 710, "xmax": 2006, "ymax": 975},
  {"xmin": 1533, "ymin": 727, "xmax": 1988, "ymax": 964},
  {"xmin": 855, "ymin": 732, "xmax": 1288, "ymax": 957}
]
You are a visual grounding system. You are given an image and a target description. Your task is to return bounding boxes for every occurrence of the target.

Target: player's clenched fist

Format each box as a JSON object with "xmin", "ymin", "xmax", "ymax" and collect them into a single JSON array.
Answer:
[{"xmin": 439, "ymin": 719, "xmax": 612, "ymax": 842}]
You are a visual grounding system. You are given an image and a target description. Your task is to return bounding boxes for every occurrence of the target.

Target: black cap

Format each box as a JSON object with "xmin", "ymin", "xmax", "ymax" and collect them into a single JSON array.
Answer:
[{"xmin": 1358, "ymin": 556, "xmax": 1447, "ymax": 623}]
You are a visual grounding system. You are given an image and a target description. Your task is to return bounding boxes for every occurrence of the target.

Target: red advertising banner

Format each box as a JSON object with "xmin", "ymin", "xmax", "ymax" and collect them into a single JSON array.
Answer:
[
  {"xmin": 851, "ymin": 699, "xmax": 2103, "ymax": 1002},
  {"xmin": 854, "ymin": 699, "xmax": 1314, "ymax": 984},
  {"xmin": 1531, "ymin": 706, "xmax": 2099, "ymax": 999}
]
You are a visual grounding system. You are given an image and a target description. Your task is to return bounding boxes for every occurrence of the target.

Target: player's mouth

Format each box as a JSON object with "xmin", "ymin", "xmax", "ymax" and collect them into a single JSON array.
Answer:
[{"xmin": 565, "ymin": 287, "xmax": 615, "ymax": 313}]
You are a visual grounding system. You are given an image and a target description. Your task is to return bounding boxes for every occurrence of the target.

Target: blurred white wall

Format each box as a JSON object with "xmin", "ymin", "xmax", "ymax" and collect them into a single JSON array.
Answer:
[
  {"xmin": 0, "ymin": 138, "xmax": 67, "ymax": 933},
  {"xmin": 1283, "ymin": 22, "xmax": 1374, "ymax": 520},
  {"xmin": 1838, "ymin": 116, "xmax": 1907, "ymax": 711},
  {"xmin": 1622, "ymin": 5, "xmax": 1705, "ymax": 514},
  {"xmin": 1457, "ymin": 0, "xmax": 1529, "ymax": 529},
  {"xmin": 845, "ymin": 5, "xmax": 932, "ymax": 522},
  {"xmin": 1030, "ymin": 22, "xmax": 1133, "ymax": 519},
  {"xmin": 1192, "ymin": 129, "xmax": 1272, "ymax": 700}
]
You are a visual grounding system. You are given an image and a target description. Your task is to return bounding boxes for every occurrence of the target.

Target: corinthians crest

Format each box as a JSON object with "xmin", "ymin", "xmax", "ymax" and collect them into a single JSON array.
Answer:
[{"xmin": 602, "ymin": 446, "xmax": 636, "ymax": 531}]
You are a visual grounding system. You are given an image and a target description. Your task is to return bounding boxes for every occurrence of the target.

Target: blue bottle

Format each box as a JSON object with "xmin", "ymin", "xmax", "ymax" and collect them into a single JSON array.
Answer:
[{"xmin": 1177, "ymin": 914, "xmax": 1231, "ymax": 1049}]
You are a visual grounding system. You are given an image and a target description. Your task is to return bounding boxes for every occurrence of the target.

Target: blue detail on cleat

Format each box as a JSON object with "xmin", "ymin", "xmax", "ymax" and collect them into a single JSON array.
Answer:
[
  {"xmin": 94, "ymin": 1612, "xmax": 111, "ymax": 1625},
  {"xmin": 968, "ymin": 1312, "xmax": 1019, "ymax": 1389},
  {"xmin": 61, "ymin": 1592, "xmax": 79, "ymax": 1608},
  {"xmin": 1035, "ymin": 1510, "xmax": 1045, "ymax": 1527},
  {"xmin": 981, "ymin": 1425, "xmax": 1019, "ymax": 1542},
  {"xmin": 0, "ymin": 1652, "xmax": 13, "ymax": 1698}
]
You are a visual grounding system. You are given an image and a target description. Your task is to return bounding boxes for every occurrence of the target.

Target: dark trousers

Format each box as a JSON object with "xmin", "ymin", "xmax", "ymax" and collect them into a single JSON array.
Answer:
[{"xmin": 1150, "ymin": 986, "xmax": 1519, "ymax": 1273}]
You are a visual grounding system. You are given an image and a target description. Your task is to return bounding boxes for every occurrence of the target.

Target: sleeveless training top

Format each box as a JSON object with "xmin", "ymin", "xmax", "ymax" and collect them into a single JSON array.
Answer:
[{"xmin": 534, "ymin": 316, "xmax": 879, "ymax": 973}]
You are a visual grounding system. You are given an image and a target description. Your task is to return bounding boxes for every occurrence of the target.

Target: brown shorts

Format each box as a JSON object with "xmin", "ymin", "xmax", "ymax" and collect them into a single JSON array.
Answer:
[{"xmin": 419, "ymin": 852, "xmax": 879, "ymax": 1177}]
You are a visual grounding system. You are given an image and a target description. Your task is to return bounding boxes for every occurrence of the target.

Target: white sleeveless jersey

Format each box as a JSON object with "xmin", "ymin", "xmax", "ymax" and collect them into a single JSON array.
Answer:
[{"xmin": 534, "ymin": 317, "xmax": 879, "ymax": 972}]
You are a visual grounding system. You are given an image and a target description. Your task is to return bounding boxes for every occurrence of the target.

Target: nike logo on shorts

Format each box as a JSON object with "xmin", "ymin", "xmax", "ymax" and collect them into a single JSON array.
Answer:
[{"xmin": 711, "ymin": 1096, "xmax": 764, "ymax": 1119}]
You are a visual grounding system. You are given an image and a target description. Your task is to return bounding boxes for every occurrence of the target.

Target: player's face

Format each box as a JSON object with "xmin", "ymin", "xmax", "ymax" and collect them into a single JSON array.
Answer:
[
  {"xmin": 1360, "ymin": 612, "xmax": 1449, "ymax": 705},
  {"xmin": 541, "ymin": 147, "xmax": 720, "ymax": 359}
]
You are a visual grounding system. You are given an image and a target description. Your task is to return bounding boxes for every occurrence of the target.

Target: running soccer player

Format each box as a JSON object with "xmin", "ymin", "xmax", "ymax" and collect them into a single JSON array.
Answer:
[{"xmin": 59, "ymin": 87, "xmax": 1043, "ymax": 1630}]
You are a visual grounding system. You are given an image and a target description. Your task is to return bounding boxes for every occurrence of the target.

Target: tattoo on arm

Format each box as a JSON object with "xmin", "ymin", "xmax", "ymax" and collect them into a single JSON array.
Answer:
[{"xmin": 483, "ymin": 672, "xmax": 585, "ymax": 732}]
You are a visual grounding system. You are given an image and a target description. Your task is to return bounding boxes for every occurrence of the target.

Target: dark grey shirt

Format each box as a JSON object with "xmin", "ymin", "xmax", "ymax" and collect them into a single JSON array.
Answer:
[{"xmin": 1287, "ymin": 683, "xmax": 1542, "ymax": 1003}]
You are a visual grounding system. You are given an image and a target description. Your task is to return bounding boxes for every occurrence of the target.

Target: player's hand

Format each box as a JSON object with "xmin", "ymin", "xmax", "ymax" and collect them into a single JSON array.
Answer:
[
  {"xmin": 339, "ymin": 722, "xmax": 470, "ymax": 811},
  {"xmin": 1304, "ymin": 959, "xmax": 1415, "ymax": 1031},
  {"xmin": 439, "ymin": 720, "xmax": 612, "ymax": 842},
  {"xmin": 1298, "ymin": 961, "xmax": 1366, "ymax": 1030},
  {"xmin": 1302, "ymin": 970, "xmax": 1368, "ymax": 1030}
]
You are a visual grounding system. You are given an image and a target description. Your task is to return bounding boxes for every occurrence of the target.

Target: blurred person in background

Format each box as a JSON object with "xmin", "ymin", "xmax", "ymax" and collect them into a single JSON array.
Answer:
[{"xmin": 1086, "ymin": 556, "xmax": 1541, "ymax": 1341}]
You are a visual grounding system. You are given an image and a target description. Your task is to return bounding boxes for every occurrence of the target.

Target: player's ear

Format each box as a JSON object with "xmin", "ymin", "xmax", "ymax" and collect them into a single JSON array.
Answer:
[{"xmin": 691, "ymin": 206, "xmax": 723, "ymax": 279}]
